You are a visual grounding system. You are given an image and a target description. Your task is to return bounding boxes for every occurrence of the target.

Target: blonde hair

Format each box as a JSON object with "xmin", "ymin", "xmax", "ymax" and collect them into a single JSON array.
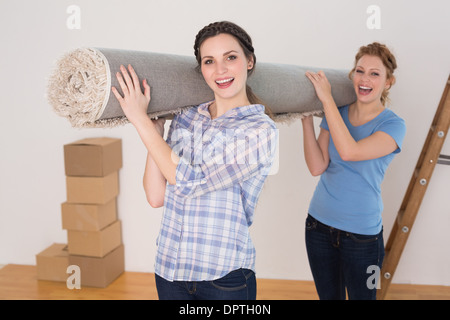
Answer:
[{"xmin": 349, "ymin": 42, "xmax": 397, "ymax": 105}]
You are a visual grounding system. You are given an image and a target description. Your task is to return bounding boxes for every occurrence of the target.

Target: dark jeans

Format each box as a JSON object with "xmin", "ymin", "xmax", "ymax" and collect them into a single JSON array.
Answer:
[
  {"xmin": 155, "ymin": 268, "xmax": 257, "ymax": 300},
  {"xmin": 305, "ymin": 214, "xmax": 384, "ymax": 300}
]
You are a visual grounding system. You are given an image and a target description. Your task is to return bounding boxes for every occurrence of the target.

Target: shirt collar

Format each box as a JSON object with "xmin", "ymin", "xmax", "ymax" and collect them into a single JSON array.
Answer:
[{"xmin": 197, "ymin": 101, "xmax": 265, "ymax": 120}]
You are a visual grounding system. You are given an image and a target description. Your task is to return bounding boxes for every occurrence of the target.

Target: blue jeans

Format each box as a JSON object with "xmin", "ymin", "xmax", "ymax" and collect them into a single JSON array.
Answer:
[
  {"xmin": 305, "ymin": 214, "xmax": 384, "ymax": 300},
  {"xmin": 155, "ymin": 268, "xmax": 257, "ymax": 300}
]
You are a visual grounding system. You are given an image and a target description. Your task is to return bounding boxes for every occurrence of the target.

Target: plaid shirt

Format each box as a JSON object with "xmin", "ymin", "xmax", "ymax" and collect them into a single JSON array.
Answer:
[{"xmin": 154, "ymin": 101, "xmax": 278, "ymax": 281}]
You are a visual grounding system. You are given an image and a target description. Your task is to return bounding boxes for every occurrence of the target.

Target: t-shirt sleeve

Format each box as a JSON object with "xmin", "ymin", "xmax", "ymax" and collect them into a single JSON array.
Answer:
[
  {"xmin": 319, "ymin": 116, "xmax": 329, "ymax": 131},
  {"xmin": 376, "ymin": 116, "xmax": 406, "ymax": 154}
]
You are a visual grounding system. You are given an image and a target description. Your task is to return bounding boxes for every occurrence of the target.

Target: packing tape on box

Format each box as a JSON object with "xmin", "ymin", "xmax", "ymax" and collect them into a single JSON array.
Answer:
[{"xmin": 47, "ymin": 47, "xmax": 356, "ymax": 128}]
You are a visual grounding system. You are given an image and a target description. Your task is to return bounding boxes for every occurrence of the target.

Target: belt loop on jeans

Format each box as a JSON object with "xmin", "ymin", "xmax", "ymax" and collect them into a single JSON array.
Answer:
[
  {"xmin": 331, "ymin": 229, "xmax": 341, "ymax": 248},
  {"xmin": 185, "ymin": 282, "xmax": 197, "ymax": 295}
]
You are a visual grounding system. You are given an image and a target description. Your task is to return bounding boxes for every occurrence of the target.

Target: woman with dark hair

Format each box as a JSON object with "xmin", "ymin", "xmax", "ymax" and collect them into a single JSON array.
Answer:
[
  {"xmin": 301, "ymin": 42, "xmax": 406, "ymax": 300},
  {"xmin": 111, "ymin": 21, "xmax": 277, "ymax": 300}
]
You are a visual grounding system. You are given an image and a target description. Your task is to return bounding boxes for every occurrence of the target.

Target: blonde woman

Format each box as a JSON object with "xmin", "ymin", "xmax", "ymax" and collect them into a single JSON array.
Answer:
[{"xmin": 301, "ymin": 43, "xmax": 406, "ymax": 300}]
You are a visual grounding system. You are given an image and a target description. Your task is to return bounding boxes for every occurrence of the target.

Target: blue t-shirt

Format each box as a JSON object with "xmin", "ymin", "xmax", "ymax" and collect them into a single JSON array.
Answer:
[{"xmin": 308, "ymin": 105, "xmax": 406, "ymax": 235}]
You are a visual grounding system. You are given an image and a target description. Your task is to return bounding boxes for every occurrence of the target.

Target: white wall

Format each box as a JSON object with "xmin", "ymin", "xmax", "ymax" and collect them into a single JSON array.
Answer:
[{"xmin": 1, "ymin": 0, "xmax": 449, "ymax": 286}]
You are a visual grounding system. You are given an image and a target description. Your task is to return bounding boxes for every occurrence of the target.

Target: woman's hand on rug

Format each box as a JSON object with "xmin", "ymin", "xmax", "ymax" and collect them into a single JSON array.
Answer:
[
  {"xmin": 305, "ymin": 70, "xmax": 333, "ymax": 105},
  {"xmin": 112, "ymin": 64, "xmax": 151, "ymax": 126}
]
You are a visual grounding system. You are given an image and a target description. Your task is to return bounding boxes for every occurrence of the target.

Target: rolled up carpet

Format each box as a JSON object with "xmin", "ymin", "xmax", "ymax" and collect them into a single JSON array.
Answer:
[{"xmin": 47, "ymin": 47, "xmax": 356, "ymax": 127}]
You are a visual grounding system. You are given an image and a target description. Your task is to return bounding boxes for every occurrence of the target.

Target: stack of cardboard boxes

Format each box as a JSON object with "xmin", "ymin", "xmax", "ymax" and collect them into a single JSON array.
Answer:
[{"xmin": 36, "ymin": 137, "xmax": 125, "ymax": 288}]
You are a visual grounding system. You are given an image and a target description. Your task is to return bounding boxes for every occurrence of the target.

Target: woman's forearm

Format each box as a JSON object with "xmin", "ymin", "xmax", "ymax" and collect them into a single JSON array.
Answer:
[
  {"xmin": 321, "ymin": 98, "xmax": 358, "ymax": 161},
  {"xmin": 134, "ymin": 116, "xmax": 179, "ymax": 185},
  {"xmin": 143, "ymin": 152, "xmax": 166, "ymax": 207},
  {"xmin": 302, "ymin": 116, "xmax": 329, "ymax": 176},
  {"xmin": 305, "ymin": 71, "xmax": 359, "ymax": 161}
]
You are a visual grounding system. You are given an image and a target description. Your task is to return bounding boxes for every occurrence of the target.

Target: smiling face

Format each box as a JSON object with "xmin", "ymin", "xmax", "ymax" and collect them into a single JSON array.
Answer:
[
  {"xmin": 199, "ymin": 33, "xmax": 253, "ymax": 106},
  {"xmin": 353, "ymin": 55, "xmax": 392, "ymax": 106}
]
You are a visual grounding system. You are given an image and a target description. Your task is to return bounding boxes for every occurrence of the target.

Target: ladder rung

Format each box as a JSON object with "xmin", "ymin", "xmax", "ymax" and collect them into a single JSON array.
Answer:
[
  {"xmin": 437, "ymin": 159, "xmax": 450, "ymax": 165},
  {"xmin": 438, "ymin": 154, "xmax": 450, "ymax": 165}
]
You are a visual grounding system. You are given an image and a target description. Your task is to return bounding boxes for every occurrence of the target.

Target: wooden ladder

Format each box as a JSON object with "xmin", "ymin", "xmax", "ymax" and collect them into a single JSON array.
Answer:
[{"xmin": 378, "ymin": 75, "xmax": 450, "ymax": 300}]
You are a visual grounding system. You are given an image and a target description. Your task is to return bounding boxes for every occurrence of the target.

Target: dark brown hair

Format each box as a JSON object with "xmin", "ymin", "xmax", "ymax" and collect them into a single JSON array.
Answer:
[
  {"xmin": 349, "ymin": 42, "xmax": 397, "ymax": 105},
  {"xmin": 194, "ymin": 21, "xmax": 273, "ymax": 118}
]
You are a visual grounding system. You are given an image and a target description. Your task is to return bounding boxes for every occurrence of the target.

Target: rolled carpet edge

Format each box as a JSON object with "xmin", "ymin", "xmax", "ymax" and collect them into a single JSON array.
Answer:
[{"xmin": 47, "ymin": 48, "xmax": 108, "ymax": 127}]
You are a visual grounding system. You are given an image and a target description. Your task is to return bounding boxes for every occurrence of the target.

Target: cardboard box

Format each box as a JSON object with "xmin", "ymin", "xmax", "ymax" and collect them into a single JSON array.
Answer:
[
  {"xmin": 61, "ymin": 199, "xmax": 117, "ymax": 231},
  {"xmin": 64, "ymin": 137, "xmax": 122, "ymax": 177},
  {"xmin": 67, "ymin": 220, "xmax": 122, "ymax": 257},
  {"xmin": 66, "ymin": 171, "xmax": 119, "ymax": 204},
  {"xmin": 69, "ymin": 244, "xmax": 124, "ymax": 288},
  {"xmin": 36, "ymin": 243, "xmax": 69, "ymax": 282}
]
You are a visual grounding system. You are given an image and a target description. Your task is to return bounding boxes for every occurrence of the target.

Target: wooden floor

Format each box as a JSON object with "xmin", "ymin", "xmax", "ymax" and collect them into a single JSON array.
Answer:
[{"xmin": 1, "ymin": 264, "xmax": 449, "ymax": 300}]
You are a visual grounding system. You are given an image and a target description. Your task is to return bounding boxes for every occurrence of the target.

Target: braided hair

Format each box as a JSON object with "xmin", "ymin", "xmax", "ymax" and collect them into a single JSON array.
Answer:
[
  {"xmin": 194, "ymin": 21, "xmax": 255, "ymax": 71},
  {"xmin": 193, "ymin": 21, "xmax": 273, "ymax": 118}
]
